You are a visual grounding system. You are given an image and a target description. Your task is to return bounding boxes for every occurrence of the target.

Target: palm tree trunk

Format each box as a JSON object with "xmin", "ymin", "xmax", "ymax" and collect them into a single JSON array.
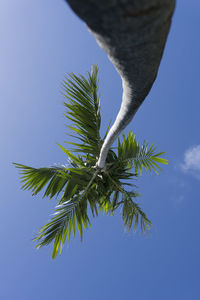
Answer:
[{"xmin": 65, "ymin": 0, "xmax": 176, "ymax": 168}]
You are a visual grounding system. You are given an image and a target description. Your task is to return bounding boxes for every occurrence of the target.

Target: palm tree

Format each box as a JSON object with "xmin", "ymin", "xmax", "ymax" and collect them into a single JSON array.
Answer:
[{"xmin": 14, "ymin": 66, "xmax": 167, "ymax": 259}]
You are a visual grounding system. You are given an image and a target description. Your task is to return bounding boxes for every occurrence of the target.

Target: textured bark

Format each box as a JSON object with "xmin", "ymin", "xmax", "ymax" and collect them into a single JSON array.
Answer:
[{"xmin": 65, "ymin": 0, "xmax": 176, "ymax": 168}]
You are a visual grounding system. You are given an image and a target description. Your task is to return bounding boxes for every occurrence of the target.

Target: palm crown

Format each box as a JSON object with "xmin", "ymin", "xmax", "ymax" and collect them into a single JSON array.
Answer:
[{"xmin": 14, "ymin": 66, "xmax": 168, "ymax": 259}]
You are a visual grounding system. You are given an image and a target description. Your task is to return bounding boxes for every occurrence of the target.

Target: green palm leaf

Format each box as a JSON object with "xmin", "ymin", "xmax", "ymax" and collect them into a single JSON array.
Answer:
[
  {"xmin": 35, "ymin": 195, "xmax": 90, "ymax": 259},
  {"xmin": 13, "ymin": 163, "xmax": 70, "ymax": 199},
  {"xmin": 118, "ymin": 132, "xmax": 168, "ymax": 175},
  {"xmin": 62, "ymin": 65, "xmax": 102, "ymax": 157}
]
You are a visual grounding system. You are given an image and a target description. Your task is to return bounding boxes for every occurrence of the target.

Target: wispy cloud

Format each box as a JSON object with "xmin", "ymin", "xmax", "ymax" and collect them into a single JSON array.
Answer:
[{"xmin": 181, "ymin": 145, "xmax": 200, "ymax": 179}]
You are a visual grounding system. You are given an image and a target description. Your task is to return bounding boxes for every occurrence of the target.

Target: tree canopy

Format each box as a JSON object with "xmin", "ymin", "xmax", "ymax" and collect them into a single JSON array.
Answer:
[{"xmin": 14, "ymin": 66, "xmax": 168, "ymax": 259}]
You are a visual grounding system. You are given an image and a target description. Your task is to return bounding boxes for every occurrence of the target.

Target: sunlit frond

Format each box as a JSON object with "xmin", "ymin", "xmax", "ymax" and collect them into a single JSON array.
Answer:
[
  {"xmin": 118, "ymin": 132, "xmax": 168, "ymax": 175},
  {"xmin": 35, "ymin": 195, "xmax": 90, "ymax": 259},
  {"xmin": 13, "ymin": 163, "xmax": 70, "ymax": 199},
  {"xmin": 62, "ymin": 65, "xmax": 102, "ymax": 157}
]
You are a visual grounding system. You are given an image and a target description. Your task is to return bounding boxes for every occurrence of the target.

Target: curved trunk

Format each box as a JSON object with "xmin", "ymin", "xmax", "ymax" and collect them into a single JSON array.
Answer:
[{"xmin": 65, "ymin": 0, "xmax": 176, "ymax": 168}]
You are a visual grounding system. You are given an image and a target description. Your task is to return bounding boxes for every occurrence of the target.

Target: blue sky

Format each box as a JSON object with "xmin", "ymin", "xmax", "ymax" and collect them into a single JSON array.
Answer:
[{"xmin": 1, "ymin": 1, "xmax": 200, "ymax": 299}]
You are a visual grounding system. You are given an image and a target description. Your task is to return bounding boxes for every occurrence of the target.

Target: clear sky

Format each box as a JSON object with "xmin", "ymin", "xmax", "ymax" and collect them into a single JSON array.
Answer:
[{"xmin": 1, "ymin": 1, "xmax": 200, "ymax": 299}]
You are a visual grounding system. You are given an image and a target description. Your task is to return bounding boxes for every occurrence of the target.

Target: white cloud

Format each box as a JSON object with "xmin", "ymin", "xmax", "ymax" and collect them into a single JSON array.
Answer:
[{"xmin": 181, "ymin": 145, "xmax": 200, "ymax": 179}]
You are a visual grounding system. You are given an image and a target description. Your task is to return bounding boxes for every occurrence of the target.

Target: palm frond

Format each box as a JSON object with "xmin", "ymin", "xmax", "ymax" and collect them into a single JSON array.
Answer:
[
  {"xmin": 13, "ymin": 163, "xmax": 70, "ymax": 199},
  {"xmin": 62, "ymin": 65, "xmax": 102, "ymax": 157},
  {"xmin": 122, "ymin": 192, "xmax": 151, "ymax": 233},
  {"xmin": 118, "ymin": 132, "xmax": 168, "ymax": 175},
  {"xmin": 35, "ymin": 195, "xmax": 90, "ymax": 259}
]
